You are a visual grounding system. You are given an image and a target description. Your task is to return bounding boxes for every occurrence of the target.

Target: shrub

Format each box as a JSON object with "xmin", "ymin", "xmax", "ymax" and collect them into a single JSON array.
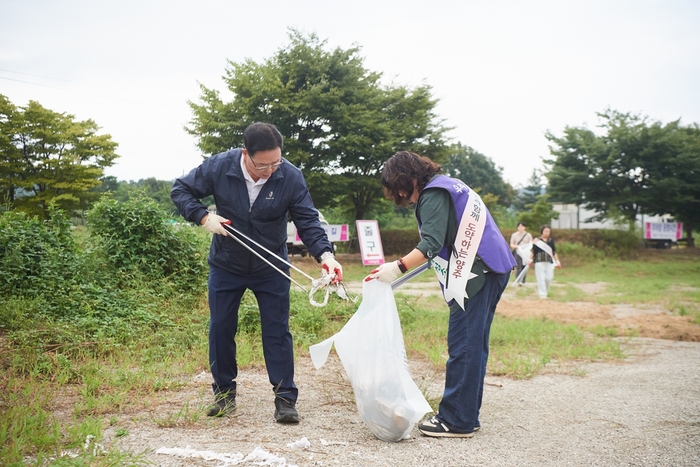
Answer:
[
  {"xmin": 0, "ymin": 206, "xmax": 78, "ymax": 297},
  {"xmin": 500, "ymin": 228, "xmax": 641, "ymax": 259},
  {"xmin": 86, "ymin": 193, "xmax": 208, "ymax": 289},
  {"xmin": 354, "ymin": 227, "xmax": 639, "ymax": 259},
  {"xmin": 0, "ymin": 197, "xmax": 209, "ymax": 337},
  {"xmin": 368, "ymin": 229, "xmax": 420, "ymax": 256}
]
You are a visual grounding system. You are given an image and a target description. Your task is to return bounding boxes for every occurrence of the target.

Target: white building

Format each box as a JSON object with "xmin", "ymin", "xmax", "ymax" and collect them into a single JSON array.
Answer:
[{"xmin": 551, "ymin": 203, "xmax": 672, "ymax": 230}]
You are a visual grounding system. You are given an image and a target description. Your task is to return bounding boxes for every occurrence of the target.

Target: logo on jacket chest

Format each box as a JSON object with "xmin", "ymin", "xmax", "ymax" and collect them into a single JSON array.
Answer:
[{"xmin": 265, "ymin": 191, "xmax": 274, "ymax": 200}]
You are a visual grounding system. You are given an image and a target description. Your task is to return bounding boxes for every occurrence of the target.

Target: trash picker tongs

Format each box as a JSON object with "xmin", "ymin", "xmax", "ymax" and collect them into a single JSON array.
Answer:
[
  {"xmin": 221, "ymin": 223, "xmax": 313, "ymax": 292},
  {"xmin": 221, "ymin": 223, "xmax": 356, "ymax": 306},
  {"xmin": 390, "ymin": 261, "xmax": 430, "ymax": 289}
]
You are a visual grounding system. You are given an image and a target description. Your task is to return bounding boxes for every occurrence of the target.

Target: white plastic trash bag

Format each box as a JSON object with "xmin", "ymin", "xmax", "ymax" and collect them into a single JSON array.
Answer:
[{"xmin": 309, "ymin": 280, "xmax": 432, "ymax": 442}]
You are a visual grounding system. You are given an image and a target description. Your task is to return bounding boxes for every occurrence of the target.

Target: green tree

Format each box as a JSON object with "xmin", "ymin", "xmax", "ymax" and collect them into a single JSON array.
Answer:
[
  {"xmin": 186, "ymin": 29, "xmax": 450, "ymax": 221},
  {"xmin": 546, "ymin": 110, "xmax": 700, "ymax": 243},
  {"xmin": 441, "ymin": 143, "xmax": 514, "ymax": 206},
  {"xmin": 512, "ymin": 169, "xmax": 544, "ymax": 212},
  {"xmin": 93, "ymin": 175, "xmax": 119, "ymax": 193},
  {"xmin": 0, "ymin": 95, "xmax": 118, "ymax": 218},
  {"xmin": 517, "ymin": 193, "xmax": 559, "ymax": 231},
  {"xmin": 0, "ymin": 95, "xmax": 23, "ymax": 206},
  {"xmin": 641, "ymin": 124, "xmax": 700, "ymax": 246},
  {"xmin": 546, "ymin": 110, "xmax": 668, "ymax": 227},
  {"xmin": 91, "ymin": 177, "xmax": 197, "ymax": 217},
  {"xmin": 114, "ymin": 178, "xmax": 179, "ymax": 215}
]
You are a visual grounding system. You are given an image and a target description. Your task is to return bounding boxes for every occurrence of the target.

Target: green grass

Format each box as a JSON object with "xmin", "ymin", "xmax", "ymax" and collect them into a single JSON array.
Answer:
[
  {"xmin": 554, "ymin": 249, "xmax": 700, "ymax": 311},
  {"xmin": 2, "ymin": 248, "xmax": 699, "ymax": 465},
  {"xmin": 488, "ymin": 316, "xmax": 624, "ymax": 378},
  {"xmin": 389, "ymin": 291, "xmax": 624, "ymax": 380}
]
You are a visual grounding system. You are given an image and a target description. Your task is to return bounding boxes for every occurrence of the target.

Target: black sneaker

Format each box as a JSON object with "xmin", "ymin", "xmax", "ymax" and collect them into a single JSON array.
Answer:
[
  {"xmin": 274, "ymin": 397, "xmax": 299, "ymax": 424},
  {"xmin": 206, "ymin": 392, "xmax": 236, "ymax": 417},
  {"xmin": 418, "ymin": 416, "xmax": 474, "ymax": 438}
]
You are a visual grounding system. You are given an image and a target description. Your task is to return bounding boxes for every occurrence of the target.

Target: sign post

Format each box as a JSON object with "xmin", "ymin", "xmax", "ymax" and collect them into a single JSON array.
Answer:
[{"xmin": 355, "ymin": 220, "xmax": 385, "ymax": 266}]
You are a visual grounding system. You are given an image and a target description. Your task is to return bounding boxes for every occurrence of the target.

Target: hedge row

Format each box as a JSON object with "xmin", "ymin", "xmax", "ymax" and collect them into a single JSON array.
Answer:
[{"xmin": 342, "ymin": 228, "xmax": 641, "ymax": 258}]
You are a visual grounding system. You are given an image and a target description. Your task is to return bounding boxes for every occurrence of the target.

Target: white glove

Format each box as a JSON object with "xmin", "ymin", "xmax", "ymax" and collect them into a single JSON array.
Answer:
[
  {"xmin": 321, "ymin": 254, "xmax": 343, "ymax": 283},
  {"xmin": 202, "ymin": 214, "xmax": 230, "ymax": 236},
  {"xmin": 365, "ymin": 261, "xmax": 402, "ymax": 284}
]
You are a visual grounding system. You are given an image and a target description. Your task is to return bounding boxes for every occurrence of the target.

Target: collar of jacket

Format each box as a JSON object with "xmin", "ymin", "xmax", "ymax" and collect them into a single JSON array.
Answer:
[{"xmin": 225, "ymin": 148, "xmax": 287, "ymax": 182}]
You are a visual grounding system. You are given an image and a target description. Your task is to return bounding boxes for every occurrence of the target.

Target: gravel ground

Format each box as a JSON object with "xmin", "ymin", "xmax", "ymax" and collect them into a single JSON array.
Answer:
[{"xmin": 107, "ymin": 337, "xmax": 700, "ymax": 467}]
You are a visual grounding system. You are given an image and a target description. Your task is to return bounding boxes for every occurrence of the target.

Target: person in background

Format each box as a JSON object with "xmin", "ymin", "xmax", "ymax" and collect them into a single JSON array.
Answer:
[
  {"xmin": 509, "ymin": 222, "xmax": 533, "ymax": 286},
  {"xmin": 171, "ymin": 122, "xmax": 342, "ymax": 423},
  {"xmin": 366, "ymin": 151, "xmax": 515, "ymax": 438},
  {"xmin": 528, "ymin": 225, "xmax": 561, "ymax": 299}
]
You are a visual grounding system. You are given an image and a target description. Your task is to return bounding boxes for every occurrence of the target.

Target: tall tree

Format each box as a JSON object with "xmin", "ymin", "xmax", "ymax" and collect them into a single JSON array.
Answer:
[
  {"xmin": 546, "ymin": 110, "xmax": 662, "ymax": 226},
  {"xmin": 545, "ymin": 110, "xmax": 700, "ymax": 242},
  {"xmin": 517, "ymin": 193, "xmax": 559, "ymax": 231},
  {"xmin": 0, "ymin": 95, "xmax": 118, "ymax": 218},
  {"xmin": 512, "ymin": 169, "xmax": 544, "ymax": 212},
  {"xmin": 186, "ymin": 30, "xmax": 450, "ymax": 221},
  {"xmin": 441, "ymin": 143, "xmax": 514, "ymax": 206},
  {"xmin": 113, "ymin": 178, "xmax": 179, "ymax": 215},
  {"xmin": 0, "ymin": 95, "xmax": 22, "ymax": 207},
  {"xmin": 642, "ymin": 124, "xmax": 700, "ymax": 246}
]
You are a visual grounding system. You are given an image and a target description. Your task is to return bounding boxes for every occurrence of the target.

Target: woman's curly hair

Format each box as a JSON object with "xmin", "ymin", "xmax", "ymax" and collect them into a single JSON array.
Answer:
[{"xmin": 380, "ymin": 151, "xmax": 442, "ymax": 205}]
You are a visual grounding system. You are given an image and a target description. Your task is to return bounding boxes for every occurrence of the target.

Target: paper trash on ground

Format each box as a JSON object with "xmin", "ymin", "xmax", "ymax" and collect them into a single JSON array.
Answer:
[
  {"xmin": 286, "ymin": 437, "xmax": 311, "ymax": 449},
  {"xmin": 156, "ymin": 445, "xmax": 296, "ymax": 466}
]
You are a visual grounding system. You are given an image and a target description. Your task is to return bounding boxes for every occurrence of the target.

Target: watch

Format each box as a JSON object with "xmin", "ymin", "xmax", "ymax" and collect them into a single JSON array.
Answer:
[{"xmin": 397, "ymin": 258, "xmax": 408, "ymax": 274}]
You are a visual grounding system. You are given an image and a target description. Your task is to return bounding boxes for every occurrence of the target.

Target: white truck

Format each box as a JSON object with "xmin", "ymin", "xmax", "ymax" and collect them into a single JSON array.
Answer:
[{"xmin": 286, "ymin": 211, "xmax": 330, "ymax": 257}]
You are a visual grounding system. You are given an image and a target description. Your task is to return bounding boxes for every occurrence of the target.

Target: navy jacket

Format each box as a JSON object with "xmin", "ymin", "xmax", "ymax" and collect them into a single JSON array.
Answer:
[{"xmin": 171, "ymin": 149, "xmax": 332, "ymax": 276}]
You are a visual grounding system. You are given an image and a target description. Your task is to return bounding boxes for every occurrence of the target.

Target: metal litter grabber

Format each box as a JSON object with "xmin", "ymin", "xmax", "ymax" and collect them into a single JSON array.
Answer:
[
  {"xmin": 390, "ymin": 262, "xmax": 430, "ymax": 289},
  {"xmin": 221, "ymin": 223, "xmax": 357, "ymax": 307},
  {"xmin": 511, "ymin": 263, "xmax": 530, "ymax": 286}
]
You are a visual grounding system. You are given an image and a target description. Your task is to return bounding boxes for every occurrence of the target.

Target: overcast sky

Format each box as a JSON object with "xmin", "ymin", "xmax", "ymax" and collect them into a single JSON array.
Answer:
[{"xmin": 1, "ymin": 0, "xmax": 699, "ymax": 188}]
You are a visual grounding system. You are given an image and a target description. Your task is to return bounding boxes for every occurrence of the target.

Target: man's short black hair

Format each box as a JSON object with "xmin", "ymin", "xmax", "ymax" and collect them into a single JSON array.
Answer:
[{"xmin": 243, "ymin": 122, "xmax": 283, "ymax": 157}]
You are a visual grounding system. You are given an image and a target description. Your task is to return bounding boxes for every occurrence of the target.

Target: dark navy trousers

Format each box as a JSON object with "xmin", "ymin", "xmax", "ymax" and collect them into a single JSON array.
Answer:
[
  {"xmin": 438, "ymin": 271, "xmax": 510, "ymax": 433},
  {"xmin": 207, "ymin": 264, "xmax": 297, "ymax": 401}
]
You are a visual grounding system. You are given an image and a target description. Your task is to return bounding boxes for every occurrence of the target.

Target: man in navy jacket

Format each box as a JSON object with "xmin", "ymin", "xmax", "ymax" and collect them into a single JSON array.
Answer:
[{"xmin": 171, "ymin": 122, "xmax": 342, "ymax": 423}]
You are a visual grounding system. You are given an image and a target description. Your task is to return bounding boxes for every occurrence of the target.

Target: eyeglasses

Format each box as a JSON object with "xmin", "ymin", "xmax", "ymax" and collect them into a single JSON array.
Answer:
[{"xmin": 249, "ymin": 156, "xmax": 284, "ymax": 171}]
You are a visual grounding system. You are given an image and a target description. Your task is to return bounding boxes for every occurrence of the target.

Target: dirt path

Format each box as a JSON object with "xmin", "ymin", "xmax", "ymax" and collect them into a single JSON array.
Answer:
[
  {"xmin": 90, "ymin": 281, "xmax": 700, "ymax": 466},
  {"xmin": 501, "ymin": 282, "xmax": 700, "ymax": 342},
  {"xmin": 106, "ymin": 338, "xmax": 699, "ymax": 466}
]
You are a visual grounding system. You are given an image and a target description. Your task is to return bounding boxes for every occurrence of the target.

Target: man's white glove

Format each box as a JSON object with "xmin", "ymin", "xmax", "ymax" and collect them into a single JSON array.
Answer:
[
  {"xmin": 202, "ymin": 214, "xmax": 230, "ymax": 236},
  {"xmin": 321, "ymin": 252, "xmax": 343, "ymax": 283},
  {"xmin": 365, "ymin": 260, "xmax": 402, "ymax": 284}
]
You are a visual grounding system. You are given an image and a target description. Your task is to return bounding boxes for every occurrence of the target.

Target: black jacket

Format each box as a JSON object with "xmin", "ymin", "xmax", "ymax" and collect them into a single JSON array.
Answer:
[{"xmin": 171, "ymin": 149, "xmax": 332, "ymax": 276}]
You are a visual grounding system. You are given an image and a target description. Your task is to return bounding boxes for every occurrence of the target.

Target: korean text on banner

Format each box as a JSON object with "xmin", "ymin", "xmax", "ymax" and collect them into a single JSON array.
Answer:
[
  {"xmin": 644, "ymin": 222, "xmax": 683, "ymax": 241},
  {"xmin": 356, "ymin": 220, "xmax": 385, "ymax": 266},
  {"xmin": 295, "ymin": 224, "xmax": 349, "ymax": 243}
]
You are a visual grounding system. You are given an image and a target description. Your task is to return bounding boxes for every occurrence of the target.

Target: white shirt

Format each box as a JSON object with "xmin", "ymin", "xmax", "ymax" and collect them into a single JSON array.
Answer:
[{"xmin": 241, "ymin": 156, "xmax": 269, "ymax": 208}]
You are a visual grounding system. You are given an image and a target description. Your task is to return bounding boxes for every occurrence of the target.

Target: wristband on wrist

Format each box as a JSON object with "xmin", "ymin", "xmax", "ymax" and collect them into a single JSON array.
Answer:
[{"xmin": 397, "ymin": 258, "xmax": 408, "ymax": 274}]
